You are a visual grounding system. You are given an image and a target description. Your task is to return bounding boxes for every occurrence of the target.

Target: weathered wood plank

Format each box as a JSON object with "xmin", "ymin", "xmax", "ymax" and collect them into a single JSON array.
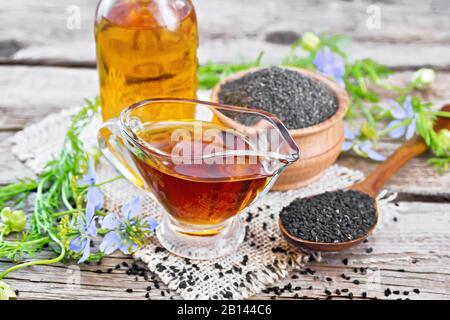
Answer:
[
  {"xmin": 1, "ymin": 202, "xmax": 449, "ymax": 300},
  {"xmin": 0, "ymin": 66, "xmax": 449, "ymax": 130},
  {"xmin": 1, "ymin": 0, "xmax": 450, "ymax": 67}
]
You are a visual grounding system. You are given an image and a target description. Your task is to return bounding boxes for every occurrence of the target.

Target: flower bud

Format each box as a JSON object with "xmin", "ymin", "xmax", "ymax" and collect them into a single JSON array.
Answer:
[
  {"xmin": 0, "ymin": 207, "xmax": 27, "ymax": 235},
  {"xmin": 300, "ymin": 32, "xmax": 320, "ymax": 52},
  {"xmin": 0, "ymin": 281, "xmax": 16, "ymax": 300},
  {"xmin": 438, "ymin": 129, "xmax": 450, "ymax": 151},
  {"xmin": 412, "ymin": 68, "xmax": 436, "ymax": 89},
  {"xmin": 360, "ymin": 123, "xmax": 378, "ymax": 140}
]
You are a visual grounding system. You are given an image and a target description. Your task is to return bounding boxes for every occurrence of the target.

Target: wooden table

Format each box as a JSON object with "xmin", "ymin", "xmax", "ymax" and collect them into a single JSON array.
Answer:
[{"xmin": 0, "ymin": 0, "xmax": 449, "ymax": 300}]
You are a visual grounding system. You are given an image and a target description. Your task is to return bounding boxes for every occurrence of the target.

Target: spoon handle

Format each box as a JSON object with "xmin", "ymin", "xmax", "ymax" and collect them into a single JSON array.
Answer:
[{"xmin": 353, "ymin": 104, "xmax": 450, "ymax": 197}]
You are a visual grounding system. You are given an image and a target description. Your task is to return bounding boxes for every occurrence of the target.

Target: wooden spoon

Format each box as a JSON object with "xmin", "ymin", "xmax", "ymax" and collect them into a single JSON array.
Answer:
[{"xmin": 280, "ymin": 104, "xmax": 450, "ymax": 252}]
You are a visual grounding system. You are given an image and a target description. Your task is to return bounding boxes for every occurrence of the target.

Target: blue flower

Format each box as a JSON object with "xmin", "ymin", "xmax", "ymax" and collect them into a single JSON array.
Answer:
[
  {"xmin": 357, "ymin": 142, "xmax": 387, "ymax": 162},
  {"xmin": 99, "ymin": 197, "xmax": 158, "ymax": 255},
  {"xmin": 342, "ymin": 126, "xmax": 359, "ymax": 151},
  {"xmin": 342, "ymin": 126, "xmax": 386, "ymax": 161},
  {"xmin": 79, "ymin": 158, "xmax": 97, "ymax": 186},
  {"xmin": 386, "ymin": 96, "xmax": 416, "ymax": 139},
  {"xmin": 313, "ymin": 46, "xmax": 346, "ymax": 87},
  {"xmin": 69, "ymin": 204, "xmax": 98, "ymax": 264}
]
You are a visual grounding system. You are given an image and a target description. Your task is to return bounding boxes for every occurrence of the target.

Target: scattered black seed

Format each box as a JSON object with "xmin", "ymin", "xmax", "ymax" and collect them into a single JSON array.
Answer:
[
  {"xmin": 223, "ymin": 291, "xmax": 233, "ymax": 299},
  {"xmin": 393, "ymin": 217, "xmax": 398, "ymax": 222},
  {"xmin": 366, "ymin": 248, "xmax": 373, "ymax": 254},
  {"xmin": 362, "ymin": 292, "xmax": 367, "ymax": 298},
  {"xmin": 161, "ymin": 291, "xmax": 165, "ymax": 297},
  {"xmin": 145, "ymin": 292, "xmax": 150, "ymax": 299},
  {"xmin": 218, "ymin": 66, "xmax": 338, "ymax": 129},
  {"xmin": 107, "ymin": 268, "xmax": 113, "ymax": 273},
  {"xmin": 242, "ymin": 255, "xmax": 249, "ymax": 266},
  {"xmin": 214, "ymin": 263, "xmax": 223, "ymax": 269},
  {"xmin": 348, "ymin": 293, "xmax": 354, "ymax": 300},
  {"xmin": 294, "ymin": 286, "xmax": 301, "ymax": 291},
  {"xmin": 393, "ymin": 290, "xmax": 400, "ymax": 295},
  {"xmin": 115, "ymin": 264, "xmax": 121, "ymax": 270},
  {"xmin": 384, "ymin": 288, "xmax": 391, "ymax": 297},
  {"xmin": 262, "ymin": 222, "xmax": 268, "ymax": 231},
  {"xmin": 305, "ymin": 268, "xmax": 315, "ymax": 275},
  {"xmin": 342, "ymin": 259, "xmax": 349, "ymax": 266},
  {"xmin": 269, "ymin": 236, "xmax": 276, "ymax": 242},
  {"xmin": 325, "ymin": 289, "xmax": 332, "ymax": 296},
  {"xmin": 126, "ymin": 289, "xmax": 133, "ymax": 293},
  {"xmin": 95, "ymin": 269, "xmax": 103, "ymax": 274},
  {"xmin": 122, "ymin": 262, "xmax": 129, "ymax": 267},
  {"xmin": 341, "ymin": 289, "xmax": 349, "ymax": 293},
  {"xmin": 326, "ymin": 277, "xmax": 332, "ymax": 282},
  {"xmin": 413, "ymin": 289, "xmax": 420, "ymax": 294},
  {"xmin": 353, "ymin": 268, "xmax": 358, "ymax": 273},
  {"xmin": 155, "ymin": 246, "xmax": 165, "ymax": 253},
  {"xmin": 341, "ymin": 273, "xmax": 347, "ymax": 279},
  {"xmin": 353, "ymin": 280, "xmax": 360, "ymax": 285},
  {"xmin": 146, "ymin": 286, "xmax": 152, "ymax": 291},
  {"xmin": 280, "ymin": 190, "xmax": 377, "ymax": 243},
  {"xmin": 14, "ymin": 290, "xmax": 19, "ymax": 296},
  {"xmin": 403, "ymin": 291, "xmax": 409, "ymax": 296}
]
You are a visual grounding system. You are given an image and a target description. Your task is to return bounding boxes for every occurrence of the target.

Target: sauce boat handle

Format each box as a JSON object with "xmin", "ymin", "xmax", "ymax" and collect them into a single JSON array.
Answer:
[{"xmin": 98, "ymin": 119, "xmax": 146, "ymax": 190}]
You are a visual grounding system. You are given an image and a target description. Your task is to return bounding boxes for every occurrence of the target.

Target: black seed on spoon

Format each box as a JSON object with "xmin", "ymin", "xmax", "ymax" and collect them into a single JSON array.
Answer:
[{"xmin": 280, "ymin": 190, "xmax": 377, "ymax": 243}]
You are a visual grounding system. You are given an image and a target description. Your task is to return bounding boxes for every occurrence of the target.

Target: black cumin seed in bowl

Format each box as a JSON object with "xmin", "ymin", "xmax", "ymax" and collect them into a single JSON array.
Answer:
[
  {"xmin": 280, "ymin": 190, "xmax": 377, "ymax": 244},
  {"xmin": 217, "ymin": 66, "xmax": 339, "ymax": 130}
]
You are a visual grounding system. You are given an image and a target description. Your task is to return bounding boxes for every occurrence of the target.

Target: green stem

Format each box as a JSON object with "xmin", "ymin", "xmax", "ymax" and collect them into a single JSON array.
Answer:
[
  {"xmin": 77, "ymin": 176, "xmax": 123, "ymax": 189},
  {"xmin": 51, "ymin": 209, "xmax": 80, "ymax": 218},
  {"xmin": 0, "ymin": 246, "xmax": 65, "ymax": 280},
  {"xmin": 378, "ymin": 118, "xmax": 411, "ymax": 136},
  {"xmin": 62, "ymin": 179, "xmax": 73, "ymax": 211},
  {"xmin": 94, "ymin": 176, "xmax": 123, "ymax": 187},
  {"xmin": 433, "ymin": 111, "xmax": 450, "ymax": 118}
]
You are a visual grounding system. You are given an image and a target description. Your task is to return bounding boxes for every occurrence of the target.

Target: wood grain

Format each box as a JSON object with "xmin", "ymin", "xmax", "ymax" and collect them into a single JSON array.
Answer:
[
  {"xmin": 1, "ymin": 202, "xmax": 448, "ymax": 300},
  {"xmin": 0, "ymin": 0, "xmax": 449, "ymax": 301},
  {"xmin": 1, "ymin": 0, "xmax": 450, "ymax": 67}
]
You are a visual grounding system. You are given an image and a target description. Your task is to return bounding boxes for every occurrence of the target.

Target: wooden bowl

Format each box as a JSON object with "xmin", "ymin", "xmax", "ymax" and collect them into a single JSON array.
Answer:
[{"xmin": 210, "ymin": 66, "xmax": 350, "ymax": 191}]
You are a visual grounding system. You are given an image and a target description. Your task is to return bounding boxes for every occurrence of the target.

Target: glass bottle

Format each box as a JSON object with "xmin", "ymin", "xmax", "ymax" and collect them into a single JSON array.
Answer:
[{"xmin": 95, "ymin": 0, "xmax": 198, "ymax": 121}]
